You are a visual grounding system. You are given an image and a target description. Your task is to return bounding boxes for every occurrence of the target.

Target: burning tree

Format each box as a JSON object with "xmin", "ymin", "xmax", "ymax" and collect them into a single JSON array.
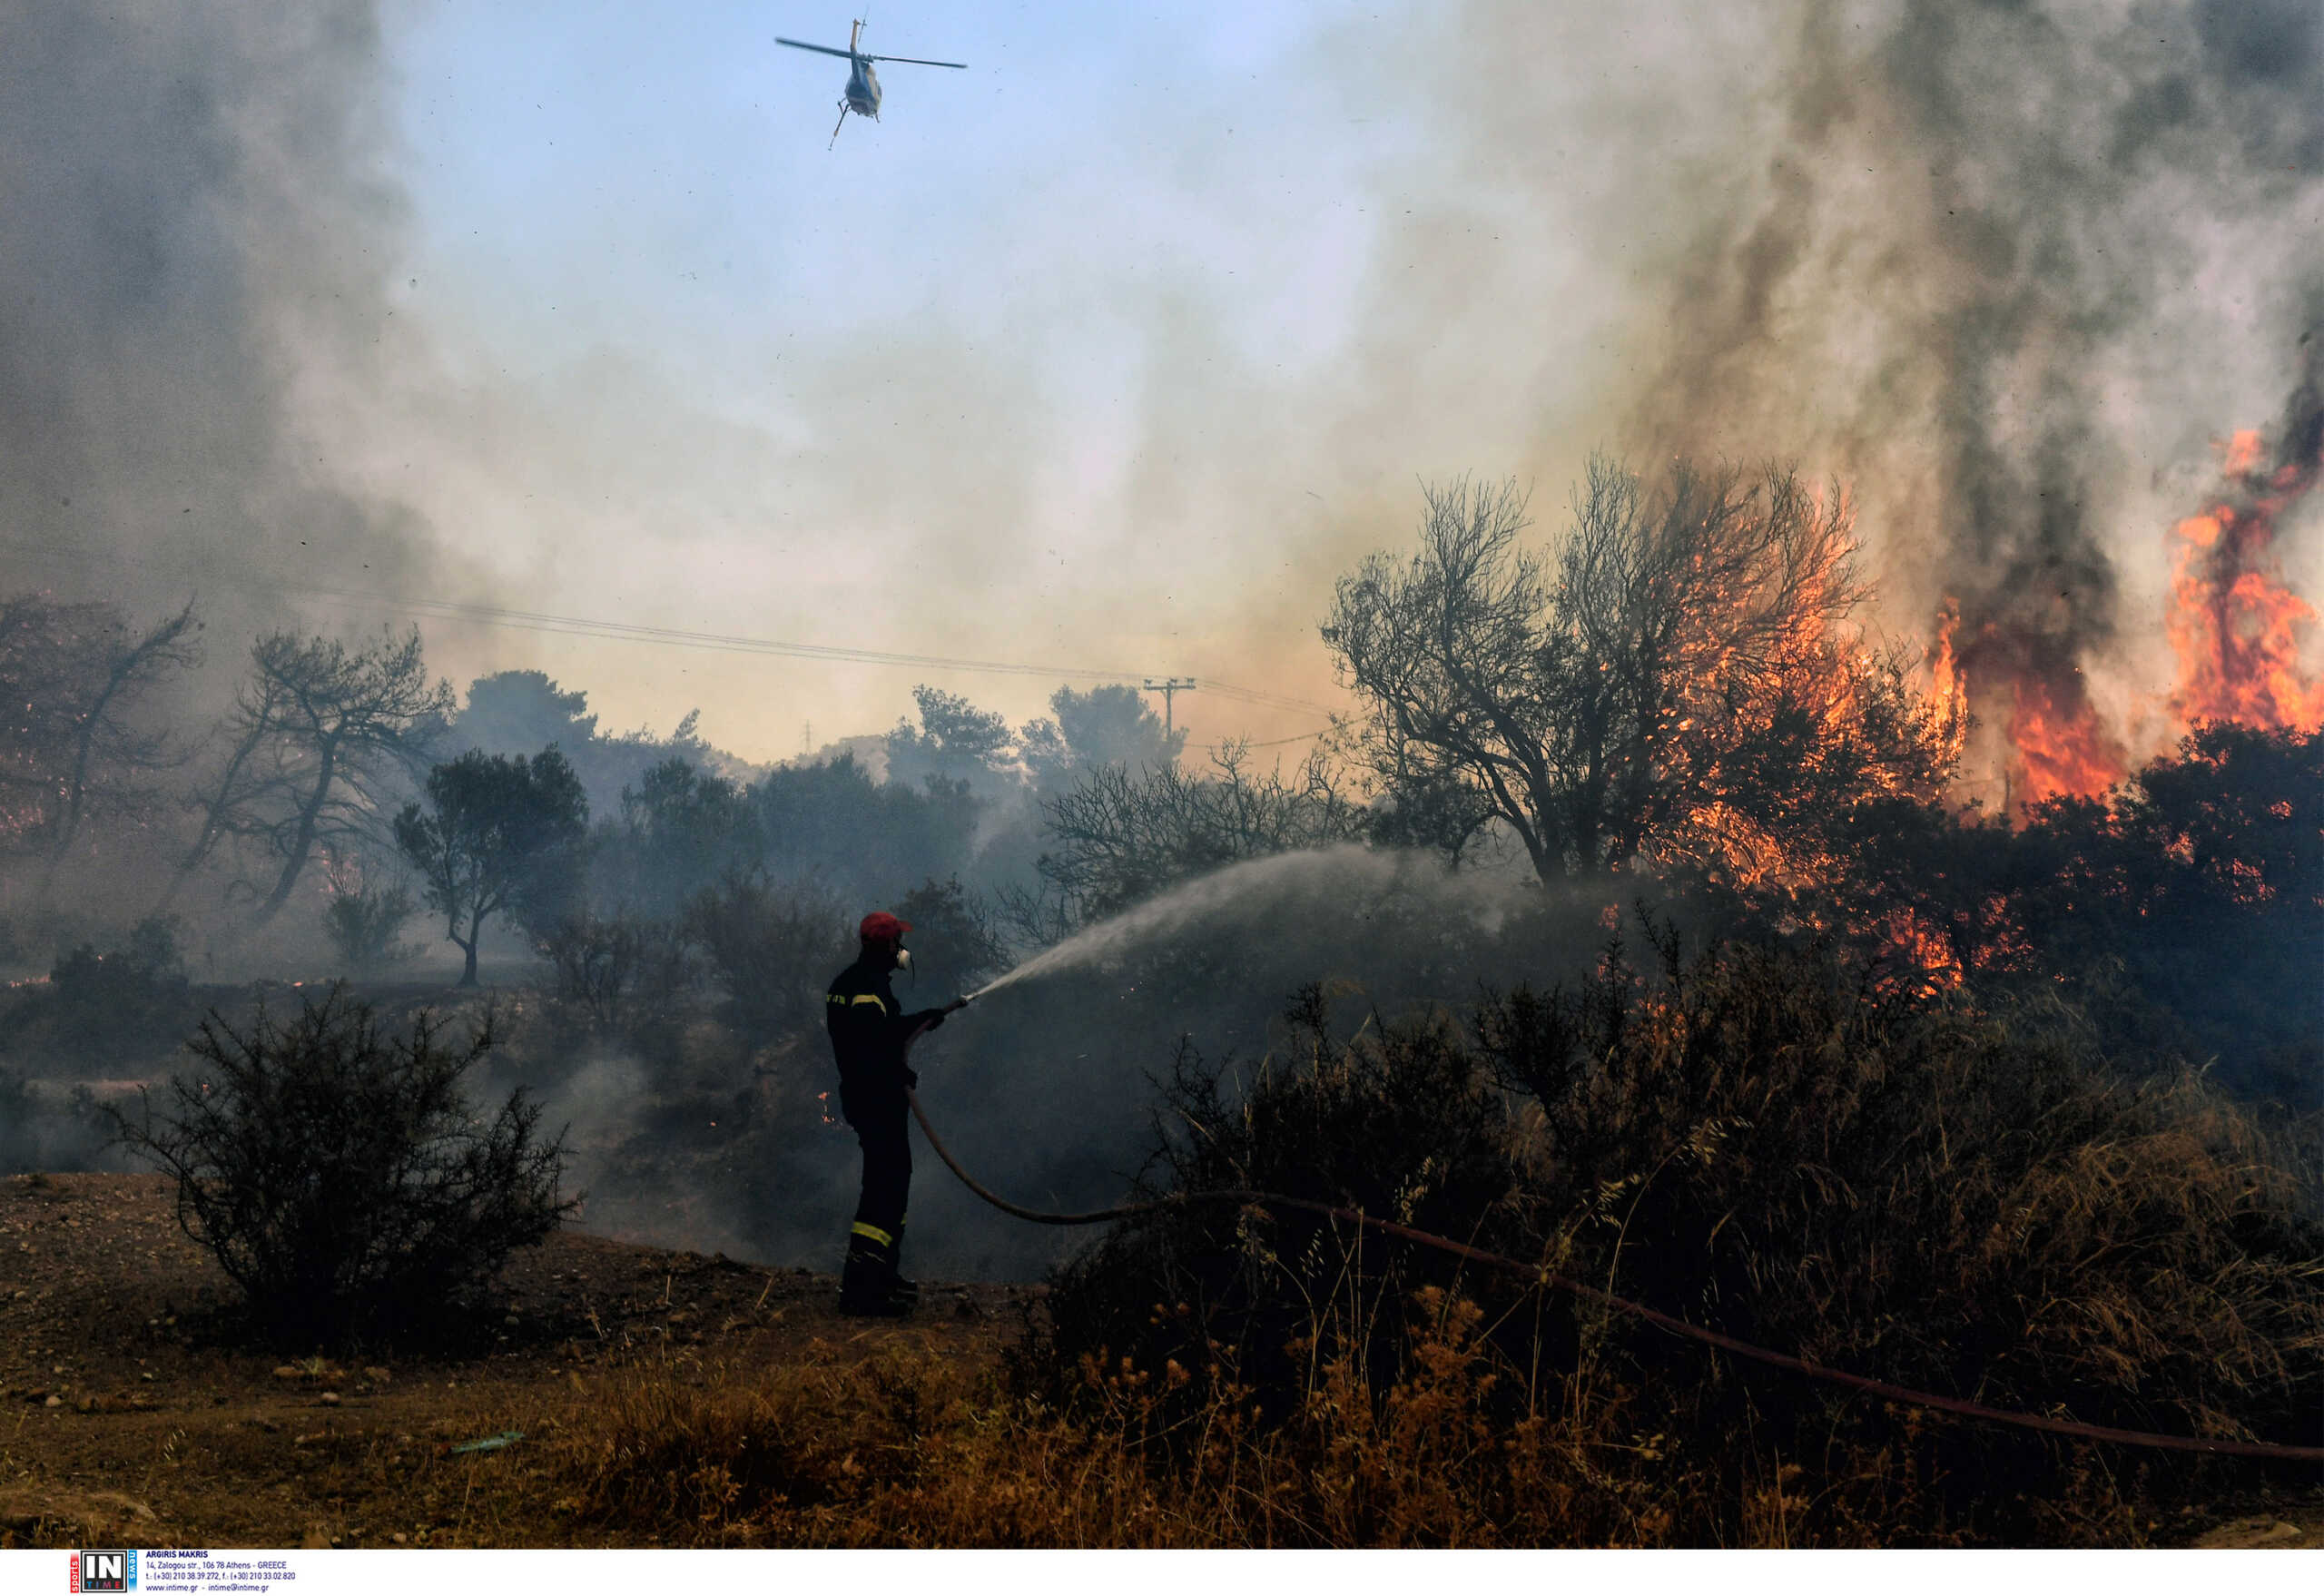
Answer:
[{"xmin": 1324, "ymin": 460, "xmax": 1963, "ymax": 889}]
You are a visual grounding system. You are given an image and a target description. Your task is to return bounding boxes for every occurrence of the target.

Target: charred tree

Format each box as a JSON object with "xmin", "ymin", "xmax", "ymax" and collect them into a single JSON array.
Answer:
[
  {"xmin": 0, "ymin": 594, "xmax": 201, "ymax": 872},
  {"xmin": 45, "ymin": 600, "xmax": 202, "ymax": 879},
  {"xmin": 177, "ymin": 627, "xmax": 453, "ymax": 920}
]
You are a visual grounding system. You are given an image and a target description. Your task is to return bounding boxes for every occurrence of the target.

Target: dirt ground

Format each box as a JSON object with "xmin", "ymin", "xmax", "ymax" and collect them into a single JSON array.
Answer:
[
  {"xmin": 0, "ymin": 1171, "xmax": 1028, "ymax": 1548},
  {"xmin": 3, "ymin": 1170, "xmax": 2319, "ymax": 1550}
]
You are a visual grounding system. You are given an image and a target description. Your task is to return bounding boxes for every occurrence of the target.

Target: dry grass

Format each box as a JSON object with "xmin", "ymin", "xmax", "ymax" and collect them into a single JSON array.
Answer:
[
  {"xmin": 991, "ymin": 933, "xmax": 2324, "ymax": 1547},
  {"xmin": 539, "ymin": 1279, "xmax": 2124, "ymax": 1548}
]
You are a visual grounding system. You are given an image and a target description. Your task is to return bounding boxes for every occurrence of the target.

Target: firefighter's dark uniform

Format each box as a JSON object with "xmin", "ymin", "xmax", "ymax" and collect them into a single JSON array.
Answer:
[{"xmin": 825, "ymin": 955, "xmax": 949, "ymax": 1310}]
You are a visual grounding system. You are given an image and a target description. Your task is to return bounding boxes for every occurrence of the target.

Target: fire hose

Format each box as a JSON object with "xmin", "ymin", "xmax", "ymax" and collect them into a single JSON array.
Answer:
[{"xmin": 902, "ymin": 1070, "xmax": 2324, "ymax": 1464}]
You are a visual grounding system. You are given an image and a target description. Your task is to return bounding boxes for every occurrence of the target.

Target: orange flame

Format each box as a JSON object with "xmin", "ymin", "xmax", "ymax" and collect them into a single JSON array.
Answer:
[
  {"xmin": 1869, "ymin": 905, "xmax": 1963, "ymax": 999},
  {"xmin": 2165, "ymin": 429, "xmax": 2324, "ymax": 734},
  {"xmin": 1973, "ymin": 408, "xmax": 2322, "ymax": 810},
  {"xmin": 2006, "ymin": 672, "xmax": 2127, "ymax": 805},
  {"xmin": 1924, "ymin": 600, "xmax": 1968, "ymax": 747}
]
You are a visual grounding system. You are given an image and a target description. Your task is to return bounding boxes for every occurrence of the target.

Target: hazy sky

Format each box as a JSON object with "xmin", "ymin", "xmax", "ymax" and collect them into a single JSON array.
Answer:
[
  {"xmin": 320, "ymin": 0, "xmax": 1642, "ymax": 760},
  {"xmin": 8, "ymin": 2, "xmax": 2315, "ymax": 771}
]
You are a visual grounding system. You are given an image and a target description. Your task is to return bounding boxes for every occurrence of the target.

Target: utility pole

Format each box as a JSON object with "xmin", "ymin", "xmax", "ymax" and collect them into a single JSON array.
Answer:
[{"xmin": 1142, "ymin": 677, "xmax": 1196, "ymax": 736}]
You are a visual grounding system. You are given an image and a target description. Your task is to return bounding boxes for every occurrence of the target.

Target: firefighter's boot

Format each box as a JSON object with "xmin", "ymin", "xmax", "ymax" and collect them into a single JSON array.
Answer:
[
  {"xmin": 887, "ymin": 1221, "xmax": 920, "ymax": 1310},
  {"xmin": 839, "ymin": 1221, "xmax": 910, "ymax": 1318}
]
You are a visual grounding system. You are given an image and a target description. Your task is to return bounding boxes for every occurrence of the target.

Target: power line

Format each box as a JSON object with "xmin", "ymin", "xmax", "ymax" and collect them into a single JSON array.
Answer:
[
  {"xmin": 289, "ymin": 583, "xmax": 1336, "ymax": 714},
  {"xmin": 0, "ymin": 529, "xmax": 1338, "ymax": 717},
  {"xmin": 1196, "ymin": 726, "xmax": 1331, "ymax": 753}
]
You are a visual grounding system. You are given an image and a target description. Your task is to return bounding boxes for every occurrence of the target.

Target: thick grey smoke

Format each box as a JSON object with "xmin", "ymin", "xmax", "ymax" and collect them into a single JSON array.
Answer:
[
  {"xmin": 0, "ymin": 2, "xmax": 436, "ymax": 634},
  {"xmin": 1452, "ymin": 0, "xmax": 2324, "ymax": 788}
]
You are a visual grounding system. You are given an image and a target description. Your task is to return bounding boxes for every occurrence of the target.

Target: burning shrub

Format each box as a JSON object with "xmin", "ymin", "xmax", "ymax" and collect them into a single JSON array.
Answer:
[
  {"xmin": 1827, "ymin": 722, "xmax": 2323, "ymax": 1106},
  {"xmin": 108, "ymin": 987, "xmax": 576, "ymax": 1345},
  {"xmin": 1027, "ymin": 929, "xmax": 2324, "ymax": 1544}
]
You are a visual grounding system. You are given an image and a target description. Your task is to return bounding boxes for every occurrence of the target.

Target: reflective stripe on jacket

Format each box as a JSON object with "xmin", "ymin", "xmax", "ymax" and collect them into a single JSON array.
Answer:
[{"xmin": 825, "ymin": 956, "xmax": 946, "ymax": 1089}]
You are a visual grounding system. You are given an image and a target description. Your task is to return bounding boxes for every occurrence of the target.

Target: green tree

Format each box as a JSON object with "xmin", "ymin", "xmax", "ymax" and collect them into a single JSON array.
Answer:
[
  {"xmin": 752, "ymin": 753, "xmax": 980, "ymax": 903},
  {"xmin": 395, "ymin": 748, "xmax": 588, "ymax": 986},
  {"xmin": 597, "ymin": 756, "xmax": 760, "ymax": 917},
  {"xmin": 885, "ymin": 684, "xmax": 1016, "ymax": 792},
  {"xmin": 453, "ymin": 669, "xmax": 597, "ymax": 753},
  {"xmin": 1019, "ymin": 683, "xmax": 1187, "ymax": 790}
]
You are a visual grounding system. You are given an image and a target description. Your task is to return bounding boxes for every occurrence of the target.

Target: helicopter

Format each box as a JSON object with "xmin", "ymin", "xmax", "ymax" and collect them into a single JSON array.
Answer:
[{"xmin": 776, "ymin": 18, "xmax": 966, "ymax": 147}]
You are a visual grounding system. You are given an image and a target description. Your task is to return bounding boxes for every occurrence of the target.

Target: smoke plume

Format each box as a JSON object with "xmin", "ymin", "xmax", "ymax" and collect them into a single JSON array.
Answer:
[
  {"xmin": 1458, "ymin": 0, "xmax": 2324, "ymax": 798},
  {"xmin": 0, "ymin": 2, "xmax": 436, "ymax": 635}
]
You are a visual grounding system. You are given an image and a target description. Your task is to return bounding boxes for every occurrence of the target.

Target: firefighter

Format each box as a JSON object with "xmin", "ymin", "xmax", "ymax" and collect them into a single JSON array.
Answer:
[{"xmin": 825, "ymin": 910, "xmax": 966, "ymax": 1316}]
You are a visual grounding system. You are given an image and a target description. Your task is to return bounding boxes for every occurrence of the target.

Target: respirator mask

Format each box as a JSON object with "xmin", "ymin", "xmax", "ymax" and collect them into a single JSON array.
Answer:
[{"xmin": 894, "ymin": 946, "xmax": 914, "ymax": 976}]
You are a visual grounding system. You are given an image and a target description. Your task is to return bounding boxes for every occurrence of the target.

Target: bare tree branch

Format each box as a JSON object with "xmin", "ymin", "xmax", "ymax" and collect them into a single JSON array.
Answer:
[
  {"xmin": 176, "ymin": 626, "xmax": 455, "ymax": 919},
  {"xmin": 1324, "ymin": 458, "xmax": 1962, "ymax": 889}
]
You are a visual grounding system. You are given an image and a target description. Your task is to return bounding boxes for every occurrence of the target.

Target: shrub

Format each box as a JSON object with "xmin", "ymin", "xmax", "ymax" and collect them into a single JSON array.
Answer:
[
  {"xmin": 0, "ymin": 1071, "xmax": 112, "ymax": 1174},
  {"xmin": 537, "ymin": 911, "xmax": 694, "ymax": 1034},
  {"xmin": 322, "ymin": 882, "xmax": 424, "ymax": 974},
  {"xmin": 893, "ymin": 876, "xmax": 1008, "ymax": 997},
  {"xmin": 0, "ymin": 913, "xmax": 199, "ymax": 1069},
  {"xmin": 1022, "ymin": 981, "xmax": 1529, "ymax": 1436},
  {"xmin": 108, "ymin": 987, "xmax": 576, "ymax": 1345},
  {"xmin": 687, "ymin": 872, "xmax": 854, "ymax": 1046},
  {"xmin": 1024, "ymin": 930, "xmax": 2324, "ymax": 1545}
]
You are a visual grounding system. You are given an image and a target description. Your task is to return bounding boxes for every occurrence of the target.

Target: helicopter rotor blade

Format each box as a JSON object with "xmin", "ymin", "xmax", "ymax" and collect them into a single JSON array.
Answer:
[
  {"xmin": 862, "ymin": 53, "xmax": 967, "ymax": 68},
  {"xmin": 775, "ymin": 37, "xmax": 857, "ymax": 60}
]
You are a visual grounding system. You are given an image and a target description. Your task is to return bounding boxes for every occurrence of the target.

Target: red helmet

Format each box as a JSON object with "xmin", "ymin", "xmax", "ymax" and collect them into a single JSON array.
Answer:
[{"xmin": 859, "ymin": 911, "xmax": 911, "ymax": 944}]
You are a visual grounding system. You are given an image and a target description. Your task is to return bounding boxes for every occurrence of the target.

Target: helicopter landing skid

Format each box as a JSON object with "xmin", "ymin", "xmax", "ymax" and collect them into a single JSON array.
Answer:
[{"xmin": 829, "ymin": 102, "xmax": 849, "ymax": 149}]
